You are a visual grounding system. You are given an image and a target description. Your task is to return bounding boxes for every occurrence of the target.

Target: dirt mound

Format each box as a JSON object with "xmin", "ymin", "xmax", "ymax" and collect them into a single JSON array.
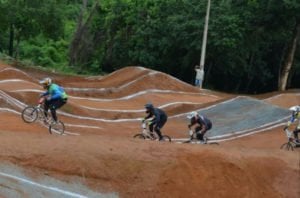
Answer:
[
  {"xmin": 264, "ymin": 93, "xmax": 300, "ymax": 109},
  {"xmin": 0, "ymin": 67, "xmax": 35, "ymax": 82},
  {"xmin": 64, "ymin": 66, "xmax": 151, "ymax": 88},
  {"xmin": 66, "ymin": 67, "xmax": 201, "ymax": 98}
]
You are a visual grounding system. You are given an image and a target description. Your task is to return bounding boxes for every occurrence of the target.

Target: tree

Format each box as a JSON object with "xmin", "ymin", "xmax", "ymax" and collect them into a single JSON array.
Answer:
[
  {"xmin": 0, "ymin": 0, "xmax": 65, "ymax": 58},
  {"xmin": 278, "ymin": 0, "xmax": 300, "ymax": 90}
]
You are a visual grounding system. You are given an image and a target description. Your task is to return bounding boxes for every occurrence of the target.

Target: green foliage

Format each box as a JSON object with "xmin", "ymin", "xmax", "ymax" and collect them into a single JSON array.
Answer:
[
  {"xmin": 0, "ymin": 0, "xmax": 299, "ymax": 93},
  {"xmin": 19, "ymin": 35, "xmax": 68, "ymax": 68}
]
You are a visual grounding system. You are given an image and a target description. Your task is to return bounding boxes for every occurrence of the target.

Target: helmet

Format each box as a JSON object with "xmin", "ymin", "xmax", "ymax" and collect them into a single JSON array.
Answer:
[
  {"xmin": 39, "ymin": 77, "xmax": 52, "ymax": 87},
  {"xmin": 145, "ymin": 103, "xmax": 154, "ymax": 113},
  {"xmin": 187, "ymin": 111, "xmax": 199, "ymax": 120},
  {"xmin": 289, "ymin": 106, "xmax": 300, "ymax": 112},
  {"xmin": 145, "ymin": 103, "xmax": 154, "ymax": 110}
]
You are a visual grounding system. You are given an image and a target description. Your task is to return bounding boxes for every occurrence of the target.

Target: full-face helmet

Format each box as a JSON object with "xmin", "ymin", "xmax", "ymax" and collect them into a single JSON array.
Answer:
[
  {"xmin": 39, "ymin": 77, "xmax": 52, "ymax": 88},
  {"xmin": 289, "ymin": 105, "xmax": 300, "ymax": 117},
  {"xmin": 187, "ymin": 111, "xmax": 199, "ymax": 120}
]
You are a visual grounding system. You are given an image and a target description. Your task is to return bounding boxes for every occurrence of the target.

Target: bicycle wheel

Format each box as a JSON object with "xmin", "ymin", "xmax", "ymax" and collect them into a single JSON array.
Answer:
[
  {"xmin": 49, "ymin": 121, "xmax": 65, "ymax": 135},
  {"xmin": 182, "ymin": 139, "xmax": 192, "ymax": 144},
  {"xmin": 161, "ymin": 135, "xmax": 172, "ymax": 142},
  {"xmin": 208, "ymin": 142, "xmax": 219, "ymax": 145},
  {"xmin": 21, "ymin": 106, "xmax": 39, "ymax": 123},
  {"xmin": 205, "ymin": 138, "xmax": 219, "ymax": 145},
  {"xmin": 133, "ymin": 134, "xmax": 146, "ymax": 139}
]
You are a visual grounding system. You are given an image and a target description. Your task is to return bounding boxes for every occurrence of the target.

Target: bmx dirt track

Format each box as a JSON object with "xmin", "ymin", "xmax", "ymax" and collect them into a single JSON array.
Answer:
[{"xmin": 0, "ymin": 62, "xmax": 299, "ymax": 198}]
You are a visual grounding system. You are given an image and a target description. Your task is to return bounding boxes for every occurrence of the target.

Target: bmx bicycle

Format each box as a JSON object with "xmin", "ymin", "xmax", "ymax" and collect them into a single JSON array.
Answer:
[
  {"xmin": 133, "ymin": 119, "xmax": 172, "ymax": 142},
  {"xmin": 182, "ymin": 129, "xmax": 219, "ymax": 145},
  {"xmin": 280, "ymin": 128, "xmax": 300, "ymax": 151},
  {"xmin": 21, "ymin": 97, "xmax": 65, "ymax": 135}
]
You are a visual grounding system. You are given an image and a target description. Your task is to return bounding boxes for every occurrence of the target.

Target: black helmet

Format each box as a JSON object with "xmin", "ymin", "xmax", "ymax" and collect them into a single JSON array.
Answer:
[
  {"xmin": 145, "ymin": 103, "xmax": 154, "ymax": 109},
  {"xmin": 145, "ymin": 103, "xmax": 154, "ymax": 113}
]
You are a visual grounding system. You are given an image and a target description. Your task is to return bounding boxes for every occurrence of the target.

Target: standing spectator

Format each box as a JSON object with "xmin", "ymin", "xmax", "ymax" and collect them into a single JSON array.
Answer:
[{"xmin": 194, "ymin": 65, "xmax": 204, "ymax": 89}]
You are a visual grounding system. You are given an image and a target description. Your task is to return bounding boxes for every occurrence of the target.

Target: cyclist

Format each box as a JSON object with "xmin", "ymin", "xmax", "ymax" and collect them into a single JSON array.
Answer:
[
  {"xmin": 187, "ymin": 111, "xmax": 212, "ymax": 143},
  {"xmin": 284, "ymin": 105, "xmax": 300, "ymax": 143},
  {"xmin": 143, "ymin": 103, "xmax": 168, "ymax": 141},
  {"xmin": 39, "ymin": 77, "xmax": 68, "ymax": 123}
]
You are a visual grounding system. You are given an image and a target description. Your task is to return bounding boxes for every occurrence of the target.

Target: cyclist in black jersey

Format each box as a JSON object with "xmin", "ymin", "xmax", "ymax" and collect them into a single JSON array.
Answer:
[
  {"xmin": 143, "ymin": 103, "xmax": 168, "ymax": 141},
  {"xmin": 187, "ymin": 111, "xmax": 212, "ymax": 143}
]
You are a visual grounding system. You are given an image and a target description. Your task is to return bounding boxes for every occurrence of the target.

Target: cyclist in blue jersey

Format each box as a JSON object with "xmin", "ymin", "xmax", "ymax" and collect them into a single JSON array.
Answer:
[
  {"xmin": 143, "ymin": 103, "xmax": 168, "ymax": 141},
  {"xmin": 187, "ymin": 111, "xmax": 212, "ymax": 143},
  {"xmin": 39, "ymin": 77, "xmax": 68, "ymax": 122}
]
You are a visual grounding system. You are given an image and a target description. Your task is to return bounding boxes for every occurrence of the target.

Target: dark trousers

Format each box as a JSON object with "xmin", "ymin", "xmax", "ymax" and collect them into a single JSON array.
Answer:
[
  {"xmin": 195, "ymin": 124, "xmax": 212, "ymax": 141},
  {"xmin": 44, "ymin": 98, "xmax": 67, "ymax": 121},
  {"xmin": 149, "ymin": 116, "xmax": 168, "ymax": 139},
  {"xmin": 294, "ymin": 129, "xmax": 300, "ymax": 140}
]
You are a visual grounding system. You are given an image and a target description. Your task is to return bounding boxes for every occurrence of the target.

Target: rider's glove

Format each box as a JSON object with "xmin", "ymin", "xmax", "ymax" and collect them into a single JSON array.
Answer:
[
  {"xmin": 189, "ymin": 130, "xmax": 193, "ymax": 136},
  {"xmin": 188, "ymin": 124, "xmax": 192, "ymax": 129}
]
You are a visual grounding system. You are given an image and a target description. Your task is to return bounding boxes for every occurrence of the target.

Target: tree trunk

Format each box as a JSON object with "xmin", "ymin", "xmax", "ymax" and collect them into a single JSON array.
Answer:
[
  {"xmin": 278, "ymin": 21, "xmax": 300, "ymax": 91},
  {"xmin": 68, "ymin": 0, "xmax": 88, "ymax": 66},
  {"xmin": 68, "ymin": 0, "xmax": 100, "ymax": 68},
  {"xmin": 8, "ymin": 23, "xmax": 14, "ymax": 57},
  {"xmin": 14, "ymin": 31, "xmax": 21, "ymax": 59}
]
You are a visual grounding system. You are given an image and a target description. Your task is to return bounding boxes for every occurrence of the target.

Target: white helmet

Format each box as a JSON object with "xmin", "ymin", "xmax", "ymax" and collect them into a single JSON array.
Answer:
[
  {"xmin": 187, "ymin": 111, "xmax": 199, "ymax": 120},
  {"xmin": 289, "ymin": 105, "xmax": 300, "ymax": 112},
  {"xmin": 39, "ymin": 77, "xmax": 52, "ymax": 87}
]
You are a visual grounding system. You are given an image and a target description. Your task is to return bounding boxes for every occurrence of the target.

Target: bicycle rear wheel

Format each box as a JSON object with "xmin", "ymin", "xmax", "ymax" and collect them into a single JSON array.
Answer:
[
  {"xmin": 205, "ymin": 138, "xmax": 219, "ymax": 145},
  {"xmin": 133, "ymin": 134, "xmax": 146, "ymax": 139},
  {"xmin": 182, "ymin": 139, "xmax": 192, "ymax": 144},
  {"xmin": 208, "ymin": 142, "xmax": 219, "ymax": 145},
  {"xmin": 21, "ymin": 106, "xmax": 39, "ymax": 123},
  {"xmin": 49, "ymin": 121, "xmax": 65, "ymax": 135}
]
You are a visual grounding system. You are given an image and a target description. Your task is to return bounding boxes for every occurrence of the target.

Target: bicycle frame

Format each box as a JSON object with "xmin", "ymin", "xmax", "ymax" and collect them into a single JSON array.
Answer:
[
  {"xmin": 187, "ymin": 130, "xmax": 207, "ymax": 143},
  {"xmin": 133, "ymin": 119, "xmax": 172, "ymax": 142},
  {"xmin": 280, "ymin": 129, "xmax": 300, "ymax": 151},
  {"xmin": 141, "ymin": 120, "xmax": 156, "ymax": 140},
  {"xmin": 21, "ymin": 97, "xmax": 65, "ymax": 135},
  {"xmin": 183, "ymin": 129, "xmax": 219, "ymax": 145}
]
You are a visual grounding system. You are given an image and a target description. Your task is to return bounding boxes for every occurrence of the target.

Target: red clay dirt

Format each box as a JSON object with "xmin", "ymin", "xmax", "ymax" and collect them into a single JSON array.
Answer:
[{"xmin": 0, "ymin": 62, "xmax": 299, "ymax": 198}]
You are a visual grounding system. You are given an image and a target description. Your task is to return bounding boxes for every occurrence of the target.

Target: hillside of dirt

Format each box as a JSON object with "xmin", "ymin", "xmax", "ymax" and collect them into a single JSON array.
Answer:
[{"xmin": 0, "ymin": 61, "xmax": 299, "ymax": 198}]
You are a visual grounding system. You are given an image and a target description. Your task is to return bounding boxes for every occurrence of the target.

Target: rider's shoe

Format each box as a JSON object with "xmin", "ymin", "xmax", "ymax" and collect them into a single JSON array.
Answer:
[
  {"xmin": 50, "ymin": 120, "xmax": 58, "ymax": 125},
  {"xmin": 197, "ymin": 140, "xmax": 206, "ymax": 144},
  {"xmin": 43, "ymin": 117, "xmax": 51, "ymax": 125},
  {"xmin": 158, "ymin": 137, "xmax": 164, "ymax": 141}
]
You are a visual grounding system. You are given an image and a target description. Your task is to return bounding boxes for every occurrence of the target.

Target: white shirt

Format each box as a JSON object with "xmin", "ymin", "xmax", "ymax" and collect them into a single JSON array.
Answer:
[{"xmin": 195, "ymin": 68, "xmax": 204, "ymax": 80}]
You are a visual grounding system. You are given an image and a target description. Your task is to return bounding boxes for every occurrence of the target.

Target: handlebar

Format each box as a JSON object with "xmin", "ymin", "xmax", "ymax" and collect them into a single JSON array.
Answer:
[{"xmin": 141, "ymin": 118, "xmax": 153, "ymax": 129}]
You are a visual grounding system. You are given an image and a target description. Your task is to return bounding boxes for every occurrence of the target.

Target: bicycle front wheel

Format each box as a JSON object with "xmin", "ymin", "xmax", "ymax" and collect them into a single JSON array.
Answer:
[
  {"xmin": 49, "ymin": 121, "xmax": 65, "ymax": 135},
  {"xmin": 21, "ymin": 106, "xmax": 39, "ymax": 123},
  {"xmin": 161, "ymin": 135, "xmax": 172, "ymax": 142},
  {"xmin": 133, "ymin": 134, "xmax": 146, "ymax": 139}
]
